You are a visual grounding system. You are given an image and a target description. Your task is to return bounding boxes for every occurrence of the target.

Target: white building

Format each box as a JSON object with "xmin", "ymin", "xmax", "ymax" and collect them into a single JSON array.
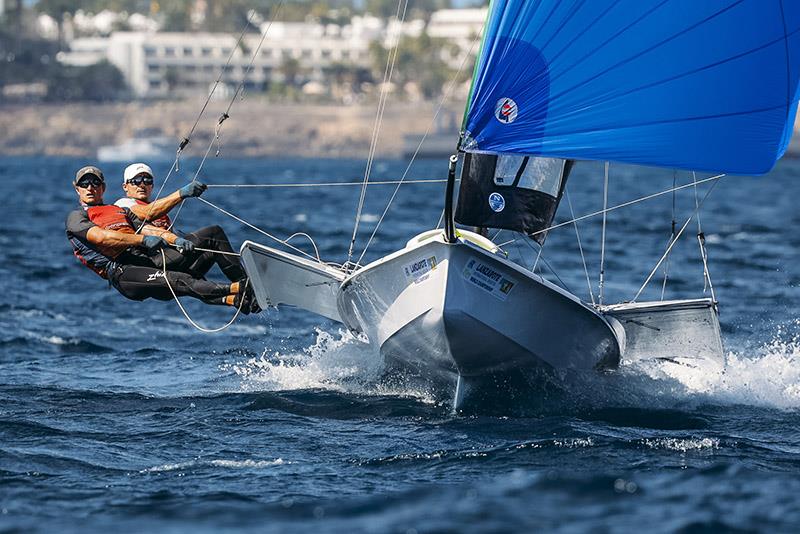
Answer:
[
  {"xmin": 56, "ymin": 9, "xmax": 487, "ymax": 98},
  {"xmin": 428, "ymin": 8, "xmax": 488, "ymax": 68}
]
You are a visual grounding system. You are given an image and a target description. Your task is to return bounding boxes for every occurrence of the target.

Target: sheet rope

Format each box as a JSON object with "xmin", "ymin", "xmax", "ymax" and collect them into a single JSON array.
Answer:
[{"xmin": 160, "ymin": 248, "xmax": 247, "ymax": 333}]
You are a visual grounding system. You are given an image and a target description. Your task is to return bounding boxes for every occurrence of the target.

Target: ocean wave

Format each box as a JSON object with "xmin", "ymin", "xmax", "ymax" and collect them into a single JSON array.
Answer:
[
  {"xmin": 633, "ymin": 321, "xmax": 800, "ymax": 411},
  {"xmin": 222, "ymin": 328, "xmax": 438, "ymax": 404},
  {"xmin": 139, "ymin": 458, "xmax": 286, "ymax": 473},
  {"xmin": 0, "ymin": 334, "xmax": 112, "ymax": 354},
  {"xmin": 641, "ymin": 437, "xmax": 721, "ymax": 452}
]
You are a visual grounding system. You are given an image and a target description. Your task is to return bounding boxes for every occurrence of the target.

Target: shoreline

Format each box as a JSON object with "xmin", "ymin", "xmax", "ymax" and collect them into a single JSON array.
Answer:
[
  {"xmin": 2, "ymin": 100, "xmax": 799, "ymax": 160},
  {"xmin": 0, "ymin": 99, "xmax": 462, "ymax": 159}
]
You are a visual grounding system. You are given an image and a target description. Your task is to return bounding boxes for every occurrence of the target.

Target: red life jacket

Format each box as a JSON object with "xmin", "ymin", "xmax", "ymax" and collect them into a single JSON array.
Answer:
[
  {"xmin": 86, "ymin": 205, "xmax": 135, "ymax": 259},
  {"xmin": 133, "ymin": 199, "xmax": 172, "ymax": 229}
]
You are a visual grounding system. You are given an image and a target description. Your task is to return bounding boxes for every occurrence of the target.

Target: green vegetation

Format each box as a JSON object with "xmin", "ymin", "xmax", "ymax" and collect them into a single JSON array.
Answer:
[
  {"xmin": 369, "ymin": 32, "xmax": 466, "ymax": 99},
  {"xmin": 0, "ymin": 27, "xmax": 126, "ymax": 101}
]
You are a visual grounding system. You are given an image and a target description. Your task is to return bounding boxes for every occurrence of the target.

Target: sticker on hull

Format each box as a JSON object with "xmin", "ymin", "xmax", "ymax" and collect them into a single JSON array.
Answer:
[
  {"xmin": 403, "ymin": 256, "xmax": 437, "ymax": 284},
  {"xmin": 462, "ymin": 258, "xmax": 515, "ymax": 301}
]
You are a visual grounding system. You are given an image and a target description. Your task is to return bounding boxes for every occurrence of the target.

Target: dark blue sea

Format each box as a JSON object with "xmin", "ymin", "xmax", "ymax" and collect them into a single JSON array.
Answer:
[{"xmin": 2, "ymin": 154, "xmax": 800, "ymax": 532}]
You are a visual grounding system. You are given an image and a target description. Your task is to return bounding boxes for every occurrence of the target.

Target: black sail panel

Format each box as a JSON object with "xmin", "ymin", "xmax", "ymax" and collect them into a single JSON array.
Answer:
[{"xmin": 455, "ymin": 153, "xmax": 572, "ymax": 244}]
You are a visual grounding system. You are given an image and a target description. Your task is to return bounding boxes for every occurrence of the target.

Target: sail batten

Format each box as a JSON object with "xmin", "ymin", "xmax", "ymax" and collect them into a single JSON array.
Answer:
[{"xmin": 461, "ymin": 0, "xmax": 800, "ymax": 175}]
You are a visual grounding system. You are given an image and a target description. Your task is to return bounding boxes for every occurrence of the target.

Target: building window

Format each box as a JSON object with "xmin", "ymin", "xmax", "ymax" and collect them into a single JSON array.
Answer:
[
  {"xmin": 183, "ymin": 47, "xmax": 193, "ymax": 57},
  {"xmin": 164, "ymin": 47, "xmax": 175, "ymax": 57}
]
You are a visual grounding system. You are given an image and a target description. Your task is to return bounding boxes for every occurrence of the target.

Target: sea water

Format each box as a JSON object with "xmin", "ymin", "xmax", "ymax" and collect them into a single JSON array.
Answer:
[{"xmin": 1, "ymin": 156, "xmax": 799, "ymax": 532}]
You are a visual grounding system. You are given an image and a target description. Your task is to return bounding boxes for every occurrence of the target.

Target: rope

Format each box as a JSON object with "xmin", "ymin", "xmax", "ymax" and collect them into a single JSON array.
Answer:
[
  {"xmin": 355, "ymin": 27, "xmax": 483, "ymax": 267},
  {"xmin": 206, "ymin": 179, "xmax": 450, "ymax": 188},
  {"xmin": 632, "ymin": 178, "xmax": 721, "ymax": 302},
  {"xmin": 566, "ymin": 188, "xmax": 595, "ymax": 306},
  {"xmin": 160, "ymin": 249, "xmax": 246, "ymax": 333},
  {"xmin": 347, "ymin": 0, "xmax": 409, "ymax": 267},
  {"xmin": 192, "ymin": 246, "xmax": 241, "ymax": 257},
  {"xmin": 195, "ymin": 196, "xmax": 327, "ymax": 265}
]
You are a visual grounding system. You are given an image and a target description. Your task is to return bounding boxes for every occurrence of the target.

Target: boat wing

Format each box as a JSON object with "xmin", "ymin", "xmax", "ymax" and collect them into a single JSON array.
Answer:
[
  {"xmin": 240, "ymin": 241, "xmax": 346, "ymax": 323},
  {"xmin": 602, "ymin": 298, "xmax": 724, "ymax": 368}
]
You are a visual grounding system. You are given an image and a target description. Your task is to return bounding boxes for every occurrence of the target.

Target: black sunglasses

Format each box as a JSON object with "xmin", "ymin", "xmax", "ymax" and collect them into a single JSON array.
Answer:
[
  {"xmin": 127, "ymin": 175, "xmax": 154, "ymax": 186},
  {"xmin": 76, "ymin": 176, "xmax": 104, "ymax": 188}
]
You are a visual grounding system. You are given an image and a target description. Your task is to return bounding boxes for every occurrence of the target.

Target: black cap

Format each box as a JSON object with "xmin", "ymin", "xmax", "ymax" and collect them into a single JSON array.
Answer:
[{"xmin": 74, "ymin": 165, "xmax": 105, "ymax": 184}]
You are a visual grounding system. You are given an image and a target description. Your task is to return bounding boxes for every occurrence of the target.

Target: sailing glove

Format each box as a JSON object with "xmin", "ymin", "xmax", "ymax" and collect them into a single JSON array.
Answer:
[
  {"xmin": 141, "ymin": 236, "xmax": 168, "ymax": 250},
  {"xmin": 174, "ymin": 237, "xmax": 195, "ymax": 254},
  {"xmin": 178, "ymin": 180, "xmax": 207, "ymax": 198}
]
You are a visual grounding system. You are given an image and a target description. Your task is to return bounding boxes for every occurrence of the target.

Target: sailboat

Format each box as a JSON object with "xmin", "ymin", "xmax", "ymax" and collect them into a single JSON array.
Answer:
[{"xmin": 239, "ymin": 1, "xmax": 800, "ymax": 408}]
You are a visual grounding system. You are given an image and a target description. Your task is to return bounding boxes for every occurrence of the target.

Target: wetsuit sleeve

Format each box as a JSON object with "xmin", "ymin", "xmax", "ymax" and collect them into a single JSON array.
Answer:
[{"xmin": 65, "ymin": 209, "xmax": 95, "ymax": 241}]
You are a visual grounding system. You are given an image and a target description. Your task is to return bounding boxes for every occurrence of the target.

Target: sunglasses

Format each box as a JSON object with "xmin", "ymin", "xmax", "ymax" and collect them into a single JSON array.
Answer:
[
  {"xmin": 76, "ymin": 176, "xmax": 104, "ymax": 188},
  {"xmin": 126, "ymin": 175, "xmax": 154, "ymax": 186}
]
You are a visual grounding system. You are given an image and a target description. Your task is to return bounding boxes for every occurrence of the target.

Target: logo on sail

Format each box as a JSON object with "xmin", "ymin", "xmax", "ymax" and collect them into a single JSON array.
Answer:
[
  {"xmin": 488, "ymin": 192, "xmax": 505, "ymax": 212},
  {"xmin": 495, "ymin": 98, "xmax": 518, "ymax": 124}
]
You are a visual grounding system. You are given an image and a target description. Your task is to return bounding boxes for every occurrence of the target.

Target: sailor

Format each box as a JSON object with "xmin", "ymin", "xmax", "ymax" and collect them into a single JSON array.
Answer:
[
  {"xmin": 114, "ymin": 162, "xmax": 249, "ymax": 291},
  {"xmin": 66, "ymin": 165, "xmax": 258, "ymax": 313}
]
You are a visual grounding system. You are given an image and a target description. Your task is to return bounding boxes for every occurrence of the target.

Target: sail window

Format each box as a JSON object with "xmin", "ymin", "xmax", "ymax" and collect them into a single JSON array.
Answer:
[{"xmin": 493, "ymin": 155, "xmax": 564, "ymax": 197}]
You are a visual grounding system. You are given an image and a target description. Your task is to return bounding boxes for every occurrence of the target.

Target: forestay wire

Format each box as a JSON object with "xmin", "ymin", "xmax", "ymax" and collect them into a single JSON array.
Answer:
[
  {"xmin": 346, "ymin": 0, "xmax": 409, "ymax": 269},
  {"xmin": 354, "ymin": 27, "xmax": 484, "ymax": 267}
]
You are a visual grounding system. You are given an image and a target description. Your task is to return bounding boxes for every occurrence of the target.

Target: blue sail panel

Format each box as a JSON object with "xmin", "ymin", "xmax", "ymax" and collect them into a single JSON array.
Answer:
[{"xmin": 461, "ymin": 0, "xmax": 800, "ymax": 175}]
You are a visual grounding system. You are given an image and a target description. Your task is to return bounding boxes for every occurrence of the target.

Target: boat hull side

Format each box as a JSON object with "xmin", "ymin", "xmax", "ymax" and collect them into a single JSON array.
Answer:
[{"xmin": 338, "ymin": 238, "xmax": 621, "ymax": 383}]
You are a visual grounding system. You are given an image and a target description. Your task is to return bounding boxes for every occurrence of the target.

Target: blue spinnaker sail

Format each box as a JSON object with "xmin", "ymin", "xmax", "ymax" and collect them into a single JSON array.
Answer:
[{"xmin": 461, "ymin": 0, "xmax": 800, "ymax": 175}]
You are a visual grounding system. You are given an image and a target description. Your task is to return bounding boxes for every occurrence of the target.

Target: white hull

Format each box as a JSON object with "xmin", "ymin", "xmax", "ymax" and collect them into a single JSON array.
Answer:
[
  {"xmin": 241, "ymin": 230, "xmax": 724, "ymax": 408},
  {"xmin": 336, "ymin": 234, "xmax": 620, "ymax": 386},
  {"xmin": 242, "ymin": 231, "xmax": 624, "ymax": 406}
]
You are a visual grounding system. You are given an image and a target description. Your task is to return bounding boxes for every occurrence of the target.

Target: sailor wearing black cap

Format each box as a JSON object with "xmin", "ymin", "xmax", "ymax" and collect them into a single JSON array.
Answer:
[{"xmin": 65, "ymin": 165, "xmax": 258, "ymax": 313}]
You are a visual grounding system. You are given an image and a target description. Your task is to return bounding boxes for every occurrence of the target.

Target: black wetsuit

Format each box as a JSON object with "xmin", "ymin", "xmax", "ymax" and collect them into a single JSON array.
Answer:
[
  {"xmin": 153, "ymin": 225, "xmax": 245, "ymax": 283},
  {"xmin": 65, "ymin": 208, "xmax": 238, "ymax": 304}
]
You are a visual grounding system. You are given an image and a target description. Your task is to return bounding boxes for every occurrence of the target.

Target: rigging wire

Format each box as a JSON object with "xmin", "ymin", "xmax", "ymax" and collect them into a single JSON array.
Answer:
[
  {"xmin": 598, "ymin": 162, "xmax": 609, "ymax": 305},
  {"xmin": 523, "ymin": 237, "xmax": 571, "ymax": 293},
  {"xmin": 496, "ymin": 173, "xmax": 725, "ymax": 247},
  {"xmin": 565, "ymin": 188, "xmax": 595, "ymax": 306},
  {"xmin": 660, "ymin": 170, "xmax": 678, "ymax": 300},
  {"xmin": 355, "ymin": 27, "xmax": 484, "ymax": 267},
  {"xmin": 135, "ymin": 9, "xmax": 263, "ymax": 234},
  {"xmin": 195, "ymin": 197, "xmax": 325, "ymax": 265},
  {"xmin": 632, "ymin": 177, "xmax": 722, "ymax": 302},
  {"xmin": 693, "ymin": 171, "xmax": 717, "ymax": 301},
  {"xmin": 347, "ymin": 0, "xmax": 409, "ymax": 269},
  {"xmin": 206, "ymin": 178, "xmax": 451, "ymax": 188},
  {"xmin": 168, "ymin": 1, "xmax": 286, "ymax": 231}
]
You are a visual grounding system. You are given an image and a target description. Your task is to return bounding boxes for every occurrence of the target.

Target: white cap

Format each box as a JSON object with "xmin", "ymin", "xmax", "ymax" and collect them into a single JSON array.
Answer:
[{"xmin": 123, "ymin": 163, "xmax": 154, "ymax": 184}]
